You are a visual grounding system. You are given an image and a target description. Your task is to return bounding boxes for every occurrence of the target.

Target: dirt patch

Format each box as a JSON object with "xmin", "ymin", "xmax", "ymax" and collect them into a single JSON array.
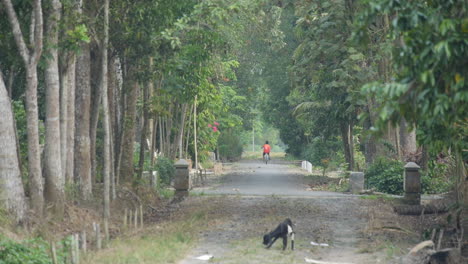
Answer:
[
  {"xmin": 174, "ymin": 195, "xmax": 434, "ymax": 264},
  {"xmin": 304, "ymin": 175, "xmax": 342, "ymax": 191}
]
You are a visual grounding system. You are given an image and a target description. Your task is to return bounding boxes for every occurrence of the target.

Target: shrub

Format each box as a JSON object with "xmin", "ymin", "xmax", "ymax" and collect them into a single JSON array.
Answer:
[
  {"xmin": 218, "ymin": 131, "xmax": 243, "ymax": 161},
  {"xmin": 301, "ymin": 137, "xmax": 344, "ymax": 171},
  {"xmin": 365, "ymin": 157, "xmax": 404, "ymax": 195},
  {"xmin": 421, "ymin": 160, "xmax": 453, "ymax": 194},
  {"xmin": 0, "ymin": 237, "xmax": 67, "ymax": 264},
  {"xmin": 155, "ymin": 157, "xmax": 175, "ymax": 186}
]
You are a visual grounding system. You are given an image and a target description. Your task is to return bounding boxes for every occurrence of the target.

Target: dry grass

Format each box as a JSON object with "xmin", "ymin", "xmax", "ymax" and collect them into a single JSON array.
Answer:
[{"xmin": 82, "ymin": 210, "xmax": 209, "ymax": 264}]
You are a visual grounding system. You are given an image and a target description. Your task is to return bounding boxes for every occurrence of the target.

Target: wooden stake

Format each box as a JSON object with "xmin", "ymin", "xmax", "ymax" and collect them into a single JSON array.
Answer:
[
  {"xmin": 74, "ymin": 234, "xmax": 80, "ymax": 264},
  {"xmin": 436, "ymin": 229, "xmax": 444, "ymax": 250},
  {"xmin": 134, "ymin": 208, "xmax": 138, "ymax": 229},
  {"xmin": 81, "ymin": 230, "xmax": 87, "ymax": 253},
  {"xmin": 124, "ymin": 208, "xmax": 127, "ymax": 228},
  {"xmin": 96, "ymin": 223, "xmax": 102, "ymax": 250},
  {"xmin": 140, "ymin": 204, "xmax": 143, "ymax": 228},
  {"xmin": 430, "ymin": 228, "xmax": 437, "ymax": 242},
  {"xmin": 104, "ymin": 218, "xmax": 109, "ymax": 242},
  {"xmin": 50, "ymin": 241, "xmax": 58, "ymax": 264},
  {"xmin": 129, "ymin": 210, "xmax": 133, "ymax": 229},
  {"xmin": 70, "ymin": 235, "xmax": 76, "ymax": 264}
]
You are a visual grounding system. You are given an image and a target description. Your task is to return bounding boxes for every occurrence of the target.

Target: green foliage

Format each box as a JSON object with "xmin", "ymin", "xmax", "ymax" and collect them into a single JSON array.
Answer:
[
  {"xmin": 301, "ymin": 137, "xmax": 343, "ymax": 169},
  {"xmin": 62, "ymin": 24, "xmax": 91, "ymax": 52},
  {"xmin": 155, "ymin": 157, "xmax": 175, "ymax": 186},
  {"xmin": 157, "ymin": 188, "xmax": 175, "ymax": 199},
  {"xmin": 365, "ymin": 157, "xmax": 404, "ymax": 195},
  {"xmin": 12, "ymin": 101, "xmax": 28, "ymax": 177},
  {"xmin": 421, "ymin": 160, "xmax": 453, "ymax": 194},
  {"xmin": 218, "ymin": 130, "xmax": 243, "ymax": 161},
  {"xmin": 358, "ymin": 0, "xmax": 468, "ymax": 156},
  {"xmin": 0, "ymin": 237, "xmax": 67, "ymax": 264}
]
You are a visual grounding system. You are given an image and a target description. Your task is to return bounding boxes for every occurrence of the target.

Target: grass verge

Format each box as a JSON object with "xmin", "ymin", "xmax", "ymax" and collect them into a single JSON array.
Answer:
[{"xmin": 82, "ymin": 210, "xmax": 208, "ymax": 264}]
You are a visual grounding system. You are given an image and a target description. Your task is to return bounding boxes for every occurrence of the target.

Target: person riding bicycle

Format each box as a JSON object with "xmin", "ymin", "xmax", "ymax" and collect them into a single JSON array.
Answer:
[{"xmin": 262, "ymin": 141, "xmax": 271, "ymax": 159}]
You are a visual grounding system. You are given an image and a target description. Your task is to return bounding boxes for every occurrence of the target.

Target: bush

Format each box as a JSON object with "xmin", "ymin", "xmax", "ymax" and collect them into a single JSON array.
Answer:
[
  {"xmin": 218, "ymin": 131, "xmax": 243, "ymax": 161},
  {"xmin": 155, "ymin": 157, "xmax": 175, "ymax": 186},
  {"xmin": 365, "ymin": 157, "xmax": 404, "ymax": 195},
  {"xmin": 0, "ymin": 237, "xmax": 67, "ymax": 264},
  {"xmin": 301, "ymin": 137, "xmax": 343, "ymax": 170},
  {"xmin": 421, "ymin": 160, "xmax": 453, "ymax": 194}
]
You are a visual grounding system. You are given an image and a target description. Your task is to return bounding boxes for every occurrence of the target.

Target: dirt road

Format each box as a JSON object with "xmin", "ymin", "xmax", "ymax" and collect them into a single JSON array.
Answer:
[{"xmin": 177, "ymin": 161, "xmax": 401, "ymax": 264}]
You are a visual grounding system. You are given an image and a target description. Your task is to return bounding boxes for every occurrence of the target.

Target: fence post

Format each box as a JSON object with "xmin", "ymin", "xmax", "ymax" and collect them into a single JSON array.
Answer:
[
  {"xmin": 140, "ymin": 204, "xmax": 144, "ymax": 228},
  {"xmin": 50, "ymin": 242, "xmax": 58, "ymax": 264},
  {"xmin": 134, "ymin": 208, "xmax": 138, "ymax": 229},
  {"xmin": 81, "ymin": 230, "xmax": 87, "ymax": 253},
  {"xmin": 104, "ymin": 219, "xmax": 109, "ymax": 242},
  {"xmin": 74, "ymin": 233, "xmax": 80, "ymax": 264},
  {"xmin": 128, "ymin": 210, "xmax": 132, "ymax": 229},
  {"xmin": 123, "ymin": 208, "xmax": 127, "ymax": 228},
  {"xmin": 96, "ymin": 223, "xmax": 102, "ymax": 250},
  {"xmin": 70, "ymin": 235, "xmax": 76, "ymax": 264}
]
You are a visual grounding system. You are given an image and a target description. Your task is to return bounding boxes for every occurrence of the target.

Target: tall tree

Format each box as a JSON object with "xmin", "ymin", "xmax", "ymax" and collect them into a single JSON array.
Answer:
[
  {"xmin": 74, "ymin": 0, "xmax": 92, "ymax": 199},
  {"xmin": 2, "ymin": 0, "xmax": 45, "ymax": 216},
  {"xmin": 119, "ymin": 80, "xmax": 138, "ymax": 181},
  {"xmin": 358, "ymin": 0, "xmax": 468, "ymax": 201},
  {"xmin": 0, "ymin": 74, "xmax": 27, "ymax": 223},
  {"xmin": 102, "ymin": 0, "xmax": 110, "ymax": 220},
  {"xmin": 43, "ymin": 0, "xmax": 65, "ymax": 216}
]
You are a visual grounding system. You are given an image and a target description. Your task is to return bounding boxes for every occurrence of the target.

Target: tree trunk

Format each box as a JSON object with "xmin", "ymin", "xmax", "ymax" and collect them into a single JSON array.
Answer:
[
  {"xmin": 0, "ymin": 74, "xmax": 27, "ymax": 223},
  {"xmin": 348, "ymin": 124, "xmax": 355, "ymax": 170},
  {"xmin": 193, "ymin": 96, "xmax": 198, "ymax": 170},
  {"xmin": 90, "ymin": 49, "xmax": 102, "ymax": 185},
  {"xmin": 26, "ymin": 67, "xmax": 44, "ymax": 215},
  {"xmin": 138, "ymin": 79, "xmax": 150, "ymax": 179},
  {"xmin": 399, "ymin": 118, "xmax": 417, "ymax": 160},
  {"xmin": 150, "ymin": 119, "xmax": 158, "ymax": 165},
  {"xmin": 159, "ymin": 117, "xmax": 163, "ymax": 156},
  {"xmin": 60, "ymin": 61, "xmax": 68, "ymax": 182},
  {"xmin": 119, "ymin": 80, "xmax": 139, "ymax": 181},
  {"xmin": 363, "ymin": 108, "xmax": 377, "ymax": 165},
  {"xmin": 65, "ymin": 56, "xmax": 76, "ymax": 185},
  {"xmin": 44, "ymin": 0, "xmax": 64, "ymax": 217},
  {"xmin": 75, "ymin": 42, "xmax": 92, "ymax": 200},
  {"xmin": 102, "ymin": 0, "xmax": 110, "ymax": 220},
  {"xmin": 108, "ymin": 57, "xmax": 117, "ymax": 199},
  {"xmin": 341, "ymin": 122, "xmax": 354, "ymax": 171},
  {"xmin": 177, "ymin": 104, "xmax": 189, "ymax": 158},
  {"xmin": 110, "ymin": 57, "xmax": 123, "ymax": 187},
  {"xmin": 6, "ymin": 66, "xmax": 15, "ymax": 98},
  {"xmin": 184, "ymin": 105, "xmax": 192, "ymax": 159},
  {"xmin": 2, "ymin": 0, "xmax": 44, "ymax": 217}
]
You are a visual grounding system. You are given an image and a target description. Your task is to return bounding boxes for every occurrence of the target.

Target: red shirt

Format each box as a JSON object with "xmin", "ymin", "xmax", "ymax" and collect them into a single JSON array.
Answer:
[{"xmin": 263, "ymin": 144, "xmax": 271, "ymax": 153}]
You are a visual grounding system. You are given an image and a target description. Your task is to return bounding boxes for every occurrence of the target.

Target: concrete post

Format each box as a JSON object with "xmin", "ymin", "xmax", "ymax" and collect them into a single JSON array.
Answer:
[
  {"xmin": 174, "ymin": 159, "xmax": 190, "ymax": 197},
  {"xmin": 404, "ymin": 162, "xmax": 421, "ymax": 205}
]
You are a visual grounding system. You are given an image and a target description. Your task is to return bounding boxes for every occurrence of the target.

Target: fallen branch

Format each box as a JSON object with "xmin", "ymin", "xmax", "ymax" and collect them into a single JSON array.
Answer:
[{"xmin": 381, "ymin": 226, "xmax": 415, "ymax": 235}]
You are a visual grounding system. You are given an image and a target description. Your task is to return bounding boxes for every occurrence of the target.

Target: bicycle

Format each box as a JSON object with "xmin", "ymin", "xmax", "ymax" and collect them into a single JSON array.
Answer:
[{"xmin": 264, "ymin": 153, "xmax": 270, "ymax": 164}]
